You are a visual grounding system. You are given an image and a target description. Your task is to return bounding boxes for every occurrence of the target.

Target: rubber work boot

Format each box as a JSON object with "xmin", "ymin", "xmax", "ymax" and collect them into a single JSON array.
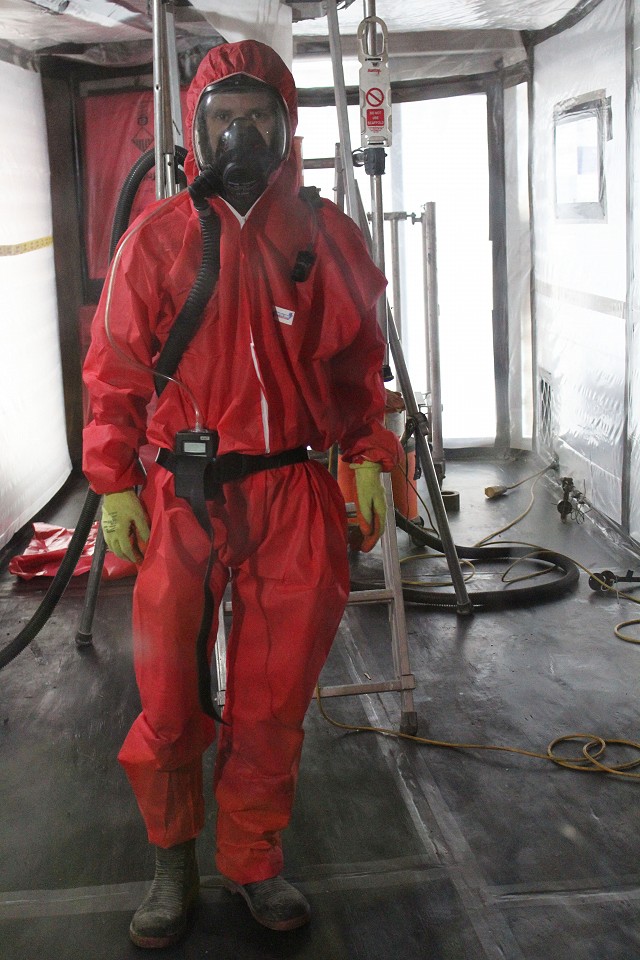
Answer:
[
  {"xmin": 129, "ymin": 839, "xmax": 199, "ymax": 949},
  {"xmin": 223, "ymin": 875, "xmax": 311, "ymax": 931}
]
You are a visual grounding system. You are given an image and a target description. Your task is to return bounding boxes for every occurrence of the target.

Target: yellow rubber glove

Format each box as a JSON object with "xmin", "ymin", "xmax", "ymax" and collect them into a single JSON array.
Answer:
[
  {"xmin": 350, "ymin": 461, "xmax": 386, "ymax": 552},
  {"xmin": 101, "ymin": 490, "xmax": 150, "ymax": 565}
]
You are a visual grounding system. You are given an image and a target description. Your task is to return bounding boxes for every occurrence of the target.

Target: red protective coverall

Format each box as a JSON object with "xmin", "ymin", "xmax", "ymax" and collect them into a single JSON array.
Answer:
[{"xmin": 83, "ymin": 39, "xmax": 401, "ymax": 885}]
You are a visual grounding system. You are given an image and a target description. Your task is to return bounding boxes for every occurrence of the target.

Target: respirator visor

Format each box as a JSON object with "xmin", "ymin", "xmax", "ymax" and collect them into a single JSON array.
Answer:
[{"xmin": 193, "ymin": 75, "xmax": 289, "ymax": 178}]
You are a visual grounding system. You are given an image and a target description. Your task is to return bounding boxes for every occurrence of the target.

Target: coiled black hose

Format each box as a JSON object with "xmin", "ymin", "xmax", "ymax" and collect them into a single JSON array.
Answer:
[
  {"xmin": 355, "ymin": 510, "xmax": 579, "ymax": 610},
  {"xmin": 0, "ymin": 148, "xmax": 190, "ymax": 670}
]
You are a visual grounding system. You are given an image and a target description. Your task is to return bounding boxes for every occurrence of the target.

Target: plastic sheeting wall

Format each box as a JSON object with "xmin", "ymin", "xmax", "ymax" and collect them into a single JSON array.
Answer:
[
  {"xmin": 505, "ymin": 82, "xmax": 533, "ymax": 448},
  {"xmin": 630, "ymin": 0, "xmax": 640, "ymax": 542},
  {"xmin": 532, "ymin": 0, "xmax": 627, "ymax": 523},
  {"xmin": 0, "ymin": 59, "xmax": 71, "ymax": 551},
  {"xmin": 80, "ymin": 88, "xmax": 189, "ymax": 281}
]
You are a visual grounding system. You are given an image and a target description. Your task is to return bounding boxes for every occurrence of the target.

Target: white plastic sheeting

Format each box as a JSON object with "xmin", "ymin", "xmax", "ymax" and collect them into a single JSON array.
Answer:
[
  {"xmin": 192, "ymin": 0, "xmax": 294, "ymax": 65},
  {"xmin": 293, "ymin": 1, "xmax": 580, "ymax": 34},
  {"xmin": 532, "ymin": 0, "xmax": 627, "ymax": 523},
  {"xmin": 505, "ymin": 82, "xmax": 533, "ymax": 449},
  {"xmin": 630, "ymin": 0, "xmax": 640, "ymax": 542},
  {"xmin": 387, "ymin": 96, "xmax": 495, "ymax": 442},
  {"xmin": 0, "ymin": 59, "xmax": 71, "ymax": 551},
  {"xmin": 294, "ymin": 29, "xmax": 528, "ymax": 84},
  {"xmin": 0, "ymin": 0, "xmax": 291, "ymax": 67}
]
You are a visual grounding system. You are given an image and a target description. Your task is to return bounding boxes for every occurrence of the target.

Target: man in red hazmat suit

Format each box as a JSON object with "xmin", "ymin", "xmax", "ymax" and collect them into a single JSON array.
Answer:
[{"xmin": 83, "ymin": 39, "xmax": 401, "ymax": 948}]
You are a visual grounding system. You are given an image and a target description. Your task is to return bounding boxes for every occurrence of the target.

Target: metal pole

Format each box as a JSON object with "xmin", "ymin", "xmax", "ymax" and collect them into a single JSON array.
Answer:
[
  {"xmin": 422, "ymin": 202, "xmax": 445, "ymax": 481},
  {"xmin": 386, "ymin": 212, "xmax": 406, "ymax": 343},
  {"xmin": 327, "ymin": 0, "xmax": 359, "ymax": 222},
  {"xmin": 387, "ymin": 303, "xmax": 473, "ymax": 614},
  {"xmin": 370, "ymin": 171, "xmax": 388, "ymax": 349},
  {"xmin": 164, "ymin": 1, "xmax": 184, "ymax": 149},
  {"xmin": 361, "ymin": 0, "xmax": 390, "ymax": 366},
  {"xmin": 152, "ymin": 0, "xmax": 175, "ymax": 199}
]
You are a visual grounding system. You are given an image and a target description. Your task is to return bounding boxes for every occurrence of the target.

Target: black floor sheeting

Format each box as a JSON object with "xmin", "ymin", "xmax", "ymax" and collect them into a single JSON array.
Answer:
[{"xmin": 1, "ymin": 456, "xmax": 639, "ymax": 959}]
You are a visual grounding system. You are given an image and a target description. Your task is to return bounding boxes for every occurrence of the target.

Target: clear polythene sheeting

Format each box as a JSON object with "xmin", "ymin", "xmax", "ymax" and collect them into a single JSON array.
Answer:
[
  {"xmin": 629, "ymin": 0, "xmax": 640, "ymax": 542},
  {"xmin": 293, "ymin": 34, "xmax": 528, "ymax": 85},
  {"xmin": 531, "ymin": 0, "xmax": 626, "ymax": 524},
  {"xmin": 292, "ymin": 0, "xmax": 580, "ymax": 34},
  {"xmin": 0, "ymin": 60, "xmax": 71, "ymax": 551}
]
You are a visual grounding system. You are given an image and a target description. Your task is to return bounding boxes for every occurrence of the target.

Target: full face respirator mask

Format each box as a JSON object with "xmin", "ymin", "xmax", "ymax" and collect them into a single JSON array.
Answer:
[{"xmin": 192, "ymin": 74, "xmax": 290, "ymax": 212}]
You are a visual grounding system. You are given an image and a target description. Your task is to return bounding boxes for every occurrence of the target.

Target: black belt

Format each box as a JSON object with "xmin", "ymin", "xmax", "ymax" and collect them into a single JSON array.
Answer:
[
  {"xmin": 156, "ymin": 445, "xmax": 309, "ymax": 499},
  {"xmin": 155, "ymin": 443, "xmax": 308, "ymax": 723}
]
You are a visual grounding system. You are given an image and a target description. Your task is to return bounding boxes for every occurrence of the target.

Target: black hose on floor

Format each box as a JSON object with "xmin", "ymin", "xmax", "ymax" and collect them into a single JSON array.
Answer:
[
  {"xmin": 354, "ymin": 511, "xmax": 580, "ymax": 610},
  {"xmin": 0, "ymin": 489, "xmax": 101, "ymax": 669}
]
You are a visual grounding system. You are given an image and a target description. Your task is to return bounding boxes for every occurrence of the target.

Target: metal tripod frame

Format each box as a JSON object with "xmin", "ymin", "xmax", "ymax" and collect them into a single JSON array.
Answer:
[{"xmin": 327, "ymin": 0, "xmax": 472, "ymax": 616}]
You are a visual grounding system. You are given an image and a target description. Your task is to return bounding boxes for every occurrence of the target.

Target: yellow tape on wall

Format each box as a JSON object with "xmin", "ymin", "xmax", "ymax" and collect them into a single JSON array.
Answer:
[{"xmin": 0, "ymin": 236, "xmax": 53, "ymax": 256}]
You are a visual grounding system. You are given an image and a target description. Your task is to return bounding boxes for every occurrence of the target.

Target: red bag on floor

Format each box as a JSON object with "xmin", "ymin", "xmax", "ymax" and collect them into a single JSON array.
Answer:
[{"xmin": 9, "ymin": 522, "xmax": 137, "ymax": 580}]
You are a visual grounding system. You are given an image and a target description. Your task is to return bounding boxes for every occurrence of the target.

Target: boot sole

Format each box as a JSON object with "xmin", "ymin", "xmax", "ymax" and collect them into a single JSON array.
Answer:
[
  {"xmin": 129, "ymin": 923, "xmax": 188, "ymax": 950},
  {"xmin": 222, "ymin": 878, "xmax": 310, "ymax": 932},
  {"xmin": 129, "ymin": 886, "xmax": 199, "ymax": 949}
]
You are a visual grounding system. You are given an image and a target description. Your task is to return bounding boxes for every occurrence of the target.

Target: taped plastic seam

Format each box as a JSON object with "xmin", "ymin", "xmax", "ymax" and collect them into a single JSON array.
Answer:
[
  {"xmin": 0, "ymin": 59, "xmax": 71, "ymax": 551},
  {"xmin": 532, "ymin": 0, "xmax": 626, "ymax": 524}
]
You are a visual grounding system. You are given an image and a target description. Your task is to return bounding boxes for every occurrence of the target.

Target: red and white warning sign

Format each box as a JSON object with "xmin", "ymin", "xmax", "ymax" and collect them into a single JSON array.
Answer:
[
  {"xmin": 358, "ymin": 17, "xmax": 392, "ymax": 148},
  {"xmin": 365, "ymin": 87, "xmax": 385, "ymax": 107}
]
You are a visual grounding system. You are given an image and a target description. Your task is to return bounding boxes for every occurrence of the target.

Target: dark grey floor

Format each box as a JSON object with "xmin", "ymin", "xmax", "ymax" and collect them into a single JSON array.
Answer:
[{"xmin": 1, "ymin": 455, "xmax": 639, "ymax": 959}]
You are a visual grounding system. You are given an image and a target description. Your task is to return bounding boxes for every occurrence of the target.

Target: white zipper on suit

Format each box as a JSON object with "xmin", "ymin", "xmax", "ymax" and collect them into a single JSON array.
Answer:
[{"xmin": 225, "ymin": 199, "xmax": 271, "ymax": 453}]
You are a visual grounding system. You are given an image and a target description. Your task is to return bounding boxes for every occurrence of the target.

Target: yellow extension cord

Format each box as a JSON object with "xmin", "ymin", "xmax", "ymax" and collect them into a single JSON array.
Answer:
[{"xmin": 317, "ymin": 462, "xmax": 640, "ymax": 782}]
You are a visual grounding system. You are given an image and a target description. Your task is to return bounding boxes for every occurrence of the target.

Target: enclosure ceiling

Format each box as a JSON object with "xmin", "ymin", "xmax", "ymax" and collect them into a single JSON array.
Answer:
[
  {"xmin": 293, "ymin": 0, "xmax": 582, "ymax": 33},
  {"xmin": 0, "ymin": 1, "xmax": 593, "ymax": 64},
  {"xmin": 0, "ymin": 0, "xmax": 224, "ymax": 64}
]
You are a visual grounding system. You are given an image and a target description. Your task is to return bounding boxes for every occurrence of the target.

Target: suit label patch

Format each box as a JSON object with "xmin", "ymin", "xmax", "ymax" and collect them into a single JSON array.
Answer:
[{"xmin": 274, "ymin": 306, "xmax": 295, "ymax": 325}]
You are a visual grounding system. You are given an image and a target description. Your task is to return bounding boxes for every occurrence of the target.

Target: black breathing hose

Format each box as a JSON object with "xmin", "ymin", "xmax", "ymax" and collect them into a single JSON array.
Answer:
[
  {"xmin": 0, "ymin": 148, "xmax": 190, "ymax": 670},
  {"xmin": 110, "ymin": 146, "xmax": 187, "ymax": 253},
  {"xmin": 153, "ymin": 166, "xmax": 221, "ymax": 395}
]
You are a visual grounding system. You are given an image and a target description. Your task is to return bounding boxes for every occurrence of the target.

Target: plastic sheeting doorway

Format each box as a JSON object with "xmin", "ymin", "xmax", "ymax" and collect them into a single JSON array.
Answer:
[{"xmin": 388, "ymin": 94, "xmax": 495, "ymax": 445}]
